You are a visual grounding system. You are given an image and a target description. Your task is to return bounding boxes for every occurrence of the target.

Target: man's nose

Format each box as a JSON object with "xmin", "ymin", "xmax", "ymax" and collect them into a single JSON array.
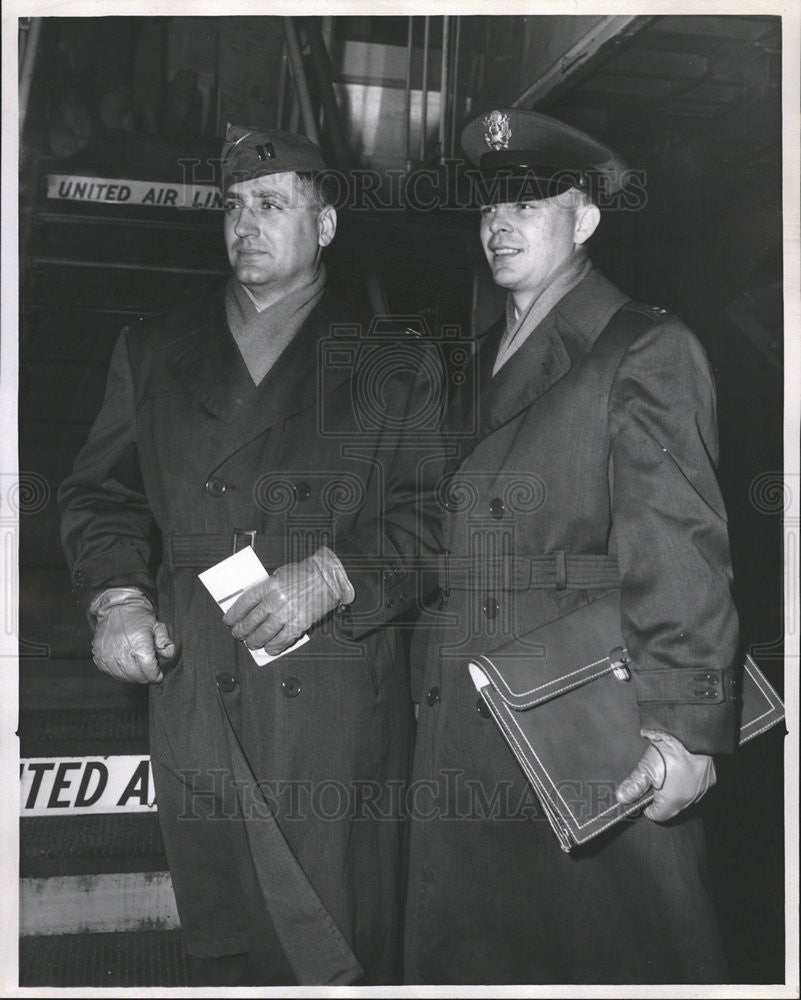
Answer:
[
  {"xmin": 233, "ymin": 205, "xmax": 258, "ymax": 238},
  {"xmin": 488, "ymin": 207, "xmax": 512, "ymax": 233}
]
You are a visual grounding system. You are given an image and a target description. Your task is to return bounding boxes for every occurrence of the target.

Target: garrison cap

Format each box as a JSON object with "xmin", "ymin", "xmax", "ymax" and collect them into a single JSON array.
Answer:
[
  {"xmin": 220, "ymin": 124, "xmax": 327, "ymax": 190},
  {"xmin": 461, "ymin": 109, "xmax": 627, "ymax": 203}
]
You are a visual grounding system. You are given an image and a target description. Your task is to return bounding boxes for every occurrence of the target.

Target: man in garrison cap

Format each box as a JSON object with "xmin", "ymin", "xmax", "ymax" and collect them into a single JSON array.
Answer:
[
  {"xmin": 399, "ymin": 110, "xmax": 740, "ymax": 984},
  {"xmin": 59, "ymin": 126, "xmax": 443, "ymax": 986}
]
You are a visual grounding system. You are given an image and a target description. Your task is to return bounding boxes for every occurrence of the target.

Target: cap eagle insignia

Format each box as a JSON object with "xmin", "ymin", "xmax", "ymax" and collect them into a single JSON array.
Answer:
[{"xmin": 483, "ymin": 110, "xmax": 512, "ymax": 151}]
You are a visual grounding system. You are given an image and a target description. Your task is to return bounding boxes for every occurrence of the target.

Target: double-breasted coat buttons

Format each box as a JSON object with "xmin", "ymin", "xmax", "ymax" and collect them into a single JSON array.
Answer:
[{"xmin": 205, "ymin": 477, "xmax": 227, "ymax": 497}]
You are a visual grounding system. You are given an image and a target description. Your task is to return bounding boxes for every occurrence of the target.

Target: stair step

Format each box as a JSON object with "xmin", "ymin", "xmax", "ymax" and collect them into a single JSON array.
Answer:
[
  {"xmin": 19, "ymin": 928, "xmax": 188, "ymax": 987},
  {"xmin": 29, "ymin": 213, "xmax": 228, "ymax": 270},
  {"xmin": 20, "ymin": 705, "xmax": 149, "ymax": 758},
  {"xmin": 20, "ymin": 658, "xmax": 149, "ymax": 712},
  {"xmin": 21, "ymin": 812, "xmax": 166, "ymax": 877},
  {"xmin": 22, "ymin": 260, "xmax": 224, "ymax": 314},
  {"xmin": 20, "ymin": 308, "xmax": 136, "ymax": 364},
  {"xmin": 35, "ymin": 204, "xmax": 221, "ymax": 231},
  {"xmin": 20, "ymin": 418, "xmax": 103, "ymax": 472},
  {"xmin": 19, "ymin": 570, "xmax": 95, "ymax": 660},
  {"xmin": 19, "ymin": 354, "xmax": 118, "ymax": 425},
  {"xmin": 29, "ymin": 254, "xmax": 230, "ymax": 278},
  {"xmin": 21, "ymin": 871, "xmax": 178, "ymax": 938}
]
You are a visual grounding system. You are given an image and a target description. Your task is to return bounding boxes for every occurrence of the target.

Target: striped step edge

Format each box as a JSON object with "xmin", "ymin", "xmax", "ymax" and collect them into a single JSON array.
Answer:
[
  {"xmin": 21, "ymin": 812, "xmax": 167, "ymax": 878},
  {"xmin": 20, "ymin": 871, "xmax": 179, "ymax": 937},
  {"xmin": 19, "ymin": 928, "xmax": 189, "ymax": 987}
]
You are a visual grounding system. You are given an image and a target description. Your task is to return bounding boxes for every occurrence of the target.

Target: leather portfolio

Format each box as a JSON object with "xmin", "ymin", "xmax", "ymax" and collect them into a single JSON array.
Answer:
[{"xmin": 468, "ymin": 590, "xmax": 785, "ymax": 852}]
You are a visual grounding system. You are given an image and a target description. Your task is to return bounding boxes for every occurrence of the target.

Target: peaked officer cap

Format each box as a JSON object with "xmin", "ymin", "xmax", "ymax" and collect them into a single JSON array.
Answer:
[{"xmin": 461, "ymin": 109, "xmax": 628, "ymax": 203}]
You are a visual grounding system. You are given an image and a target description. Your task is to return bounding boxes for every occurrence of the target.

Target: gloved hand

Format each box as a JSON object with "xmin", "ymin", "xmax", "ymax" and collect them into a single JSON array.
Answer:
[
  {"xmin": 89, "ymin": 587, "xmax": 175, "ymax": 684},
  {"xmin": 223, "ymin": 547, "xmax": 355, "ymax": 656},
  {"xmin": 615, "ymin": 728, "xmax": 716, "ymax": 822}
]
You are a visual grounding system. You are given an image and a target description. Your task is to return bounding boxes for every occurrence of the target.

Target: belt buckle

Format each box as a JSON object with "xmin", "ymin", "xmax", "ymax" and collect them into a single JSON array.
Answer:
[{"xmin": 232, "ymin": 528, "xmax": 257, "ymax": 555}]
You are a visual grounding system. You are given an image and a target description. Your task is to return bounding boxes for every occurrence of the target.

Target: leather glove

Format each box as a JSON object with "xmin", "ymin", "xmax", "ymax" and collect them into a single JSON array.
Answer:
[
  {"xmin": 89, "ymin": 587, "xmax": 175, "ymax": 684},
  {"xmin": 615, "ymin": 728, "xmax": 716, "ymax": 822},
  {"xmin": 223, "ymin": 547, "xmax": 355, "ymax": 656}
]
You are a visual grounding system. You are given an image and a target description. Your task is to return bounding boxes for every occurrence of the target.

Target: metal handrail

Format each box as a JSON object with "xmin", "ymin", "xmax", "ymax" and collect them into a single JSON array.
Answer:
[
  {"xmin": 419, "ymin": 17, "xmax": 430, "ymax": 163},
  {"xmin": 19, "ymin": 17, "xmax": 42, "ymax": 136},
  {"xmin": 304, "ymin": 17, "xmax": 351, "ymax": 166},
  {"xmin": 439, "ymin": 16, "xmax": 450, "ymax": 163},
  {"xmin": 449, "ymin": 17, "xmax": 462, "ymax": 160},
  {"xmin": 404, "ymin": 17, "xmax": 414, "ymax": 172},
  {"xmin": 283, "ymin": 17, "xmax": 320, "ymax": 145}
]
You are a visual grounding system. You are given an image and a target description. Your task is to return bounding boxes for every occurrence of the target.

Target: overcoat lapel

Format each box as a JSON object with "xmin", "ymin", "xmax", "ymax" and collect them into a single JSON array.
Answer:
[
  {"xmin": 450, "ymin": 310, "xmax": 572, "ymax": 466},
  {"xmin": 165, "ymin": 295, "xmax": 255, "ymax": 424},
  {"xmin": 453, "ymin": 269, "xmax": 630, "ymax": 465},
  {"xmin": 165, "ymin": 290, "xmax": 352, "ymax": 454},
  {"xmin": 478, "ymin": 312, "xmax": 571, "ymax": 438}
]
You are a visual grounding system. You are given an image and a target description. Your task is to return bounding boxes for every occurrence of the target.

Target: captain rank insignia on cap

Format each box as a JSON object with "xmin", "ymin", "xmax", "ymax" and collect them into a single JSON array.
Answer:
[{"xmin": 220, "ymin": 124, "xmax": 327, "ymax": 189}]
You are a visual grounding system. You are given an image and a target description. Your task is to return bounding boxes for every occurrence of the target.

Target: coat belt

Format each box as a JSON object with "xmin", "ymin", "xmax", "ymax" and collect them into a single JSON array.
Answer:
[
  {"xmin": 437, "ymin": 552, "xmax": 620, "ymax": 592},
  {"xmin": 166, "ymin": 531, "xmax": 293, "ymax": 569},
  {"xmin": 166, "ymin": 533, "xmax": 618, "ymax": 592}
]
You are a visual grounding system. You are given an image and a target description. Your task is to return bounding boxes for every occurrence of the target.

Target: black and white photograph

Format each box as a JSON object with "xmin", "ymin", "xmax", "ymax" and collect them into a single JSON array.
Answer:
[{"xmin": 2, "ymin": 3, "xmax": 798, "ymax": 994}]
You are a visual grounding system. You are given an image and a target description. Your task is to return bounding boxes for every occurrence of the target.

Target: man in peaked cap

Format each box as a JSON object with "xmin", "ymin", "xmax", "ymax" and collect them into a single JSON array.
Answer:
[
  {"xmin": 59, "ymin": 126, "xmax": 443, "ymax": 985},
  {"xmin": 401, "ymin": 109, "xmax": 740, "ymax": 983}
]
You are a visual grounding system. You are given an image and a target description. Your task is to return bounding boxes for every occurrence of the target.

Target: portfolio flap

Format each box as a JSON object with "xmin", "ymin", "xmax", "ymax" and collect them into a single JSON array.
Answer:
[{"xmin": 474, "ymin": 590, "xmax": 625, "ymax": 710}]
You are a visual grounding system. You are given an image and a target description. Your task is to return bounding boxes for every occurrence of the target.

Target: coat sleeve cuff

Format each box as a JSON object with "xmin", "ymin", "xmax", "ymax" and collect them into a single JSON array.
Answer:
[
  {"xmin": 70, "ymin": 546, "xmax": 152, "ymax": 593},
  {"xmin": 633, "ymin": 666, "xmax": 734, "ymax": 705},
  {"xmin": 70, "ymin": 548, "xmax": 157, "ymax": 615},
  {"xmin": 334, "ymin": 535, "xmax": 421, "ymax": 639},
  {"xmin": 634, "ymin": 666, "xmax": 738, "ymax": 754}
]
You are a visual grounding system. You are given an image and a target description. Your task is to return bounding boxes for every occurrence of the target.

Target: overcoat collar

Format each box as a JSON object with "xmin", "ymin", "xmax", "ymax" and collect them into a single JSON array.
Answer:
[
  {"xmin": 455, "ymin": 267, "xmax": 629, "ymax": 459},
  {"xmin": 165, "ymin": 288, "xmax": 352, "ymax": 442}
]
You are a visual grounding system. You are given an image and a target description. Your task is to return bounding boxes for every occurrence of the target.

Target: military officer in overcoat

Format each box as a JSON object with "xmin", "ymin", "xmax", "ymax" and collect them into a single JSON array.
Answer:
[
  {"xmin": 399, "ymin": 110, "xmax": 740, "ymax": 984},
  {"xmin": 257, "ymin": 110, "xmax": 742, "ymax": 983},
  {"xmin": 59, "ymin": 126, "xmax": 442, "ymax": 986}
]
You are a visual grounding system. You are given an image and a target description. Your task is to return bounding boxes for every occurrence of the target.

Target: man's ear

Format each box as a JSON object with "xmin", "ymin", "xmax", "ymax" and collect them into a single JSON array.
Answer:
[
  {"xmin": 574, "ymin": 201, "xmax": 600, "ymax": 246},
  {"xmin": 317, "ymin": 205, "xmax": 337, "ymax": 248}
]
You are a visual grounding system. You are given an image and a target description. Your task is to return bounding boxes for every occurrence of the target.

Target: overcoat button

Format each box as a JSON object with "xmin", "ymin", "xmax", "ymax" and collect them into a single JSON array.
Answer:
[
  {"xmin": 489, "ymin": 497, "xmax": 505, "ymax": 519},
  {"xmin": 294, "ymin": 482, "xmax": 311, "ymax": 501},
  {"xmin": 216, "ymin": 672, "xmax": 237, "ymax": 693},
  {"xmin": 205, "ymin": 477, "xmax": 226, "ymax": 497},
  {"xmin": 427, "ymin": 686, "xmax": 440, "ymax": 706},
  {"xmin": 476, "ymin": 697, "xmax": 490, "ymax": 718},
  {"xmin": 483, "ymin": 596, "xmax": 499, "ymax": 619},
  {"xmin": 282, "ymin": 676, "xmax": 301, "ymax": 698}
]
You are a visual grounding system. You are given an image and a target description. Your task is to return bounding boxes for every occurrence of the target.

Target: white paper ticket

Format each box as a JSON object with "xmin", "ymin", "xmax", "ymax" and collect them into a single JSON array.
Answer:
[{"xmin": 198, "ymin": 546, "xmax": 309, "ymax": 665}]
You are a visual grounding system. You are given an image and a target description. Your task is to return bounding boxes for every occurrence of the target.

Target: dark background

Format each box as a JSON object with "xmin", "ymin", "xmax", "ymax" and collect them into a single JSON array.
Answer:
[{"xmin": 17, "ymin": 13, "xmax": 787, "ymax": 986}]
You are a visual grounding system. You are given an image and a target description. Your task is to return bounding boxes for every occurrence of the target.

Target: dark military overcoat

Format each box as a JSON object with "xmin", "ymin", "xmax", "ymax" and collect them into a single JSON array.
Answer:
[
  {"xmin": 404, "ymin": 268, "xmax": 740, "ymax": 985},
  {"xmin": 60, "ymin": 287, "xmax": 440, "ymax": 985}
]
